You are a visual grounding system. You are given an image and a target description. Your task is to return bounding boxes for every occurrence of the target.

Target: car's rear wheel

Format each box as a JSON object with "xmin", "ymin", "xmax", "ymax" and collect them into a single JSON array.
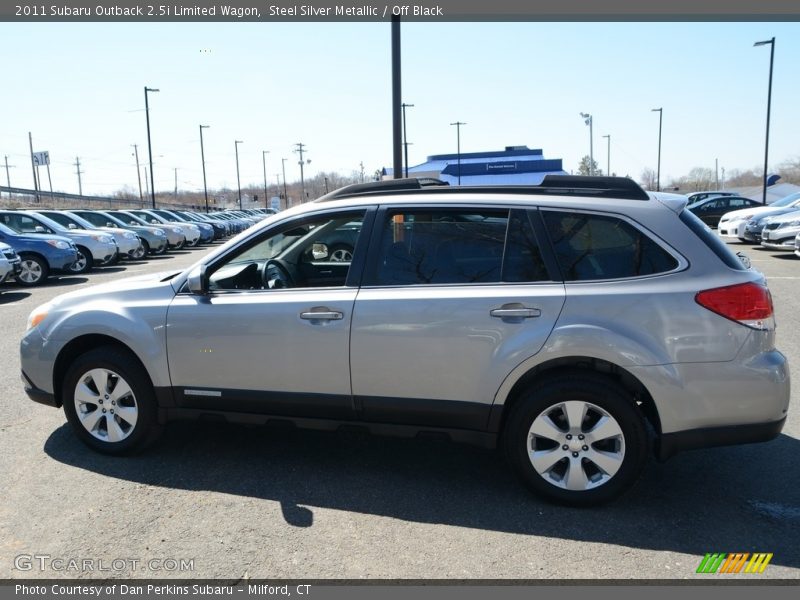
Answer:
[
  {"xmin": 16, "ymin": 254, "xmax": 49, "ymax": 286},
  {"xmin": 62, "ymin": 346, "xmax": 162, "ymax": 454},
  {"xmin": 503, "ymin": 372, "xmax": 648, "ymax": 506}
]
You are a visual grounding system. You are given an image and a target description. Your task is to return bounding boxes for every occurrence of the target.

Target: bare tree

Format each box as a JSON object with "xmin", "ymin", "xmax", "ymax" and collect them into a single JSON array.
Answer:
[
  {"xmin": 577, "ymin": 155, "xmax": 602, "ymax": 176},
  {"xmin": 640, "ymin": 168, "xmax": 657, "ymax": 190}
]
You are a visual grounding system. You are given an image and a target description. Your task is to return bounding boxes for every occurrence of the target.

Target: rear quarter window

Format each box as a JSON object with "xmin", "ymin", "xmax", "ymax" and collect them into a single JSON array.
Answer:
[
  {"xmin": 542, "ymin": 210, "xmax": 679, "ymax": 281},
  {"xmin": 679, "ymin": 209, "xmax": 747, "ymax": 271}
]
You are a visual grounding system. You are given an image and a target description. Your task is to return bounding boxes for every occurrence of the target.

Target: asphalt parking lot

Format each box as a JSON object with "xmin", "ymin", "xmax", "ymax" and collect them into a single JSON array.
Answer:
[{"xmin": 0, "ymin": 239, "xmax": 798, "ymax": 580}]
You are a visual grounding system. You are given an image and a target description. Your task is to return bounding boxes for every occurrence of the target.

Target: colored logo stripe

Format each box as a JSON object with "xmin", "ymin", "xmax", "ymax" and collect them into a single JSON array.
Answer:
[{"xmin": 696, "ymin": 553, "xmax": 773, "ymax": 574}]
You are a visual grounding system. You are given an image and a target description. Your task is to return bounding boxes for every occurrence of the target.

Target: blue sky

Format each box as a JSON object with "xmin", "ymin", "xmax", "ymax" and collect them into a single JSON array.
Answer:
[{"xmin": 0, "ymin": 21, "xmax": 797, "ymax": 196}]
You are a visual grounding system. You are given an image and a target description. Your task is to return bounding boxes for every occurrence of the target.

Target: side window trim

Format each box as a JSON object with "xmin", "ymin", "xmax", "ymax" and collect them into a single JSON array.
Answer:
[{"xmin": 526, "ymin": 208, "xmax": 565, "ymax": 283}]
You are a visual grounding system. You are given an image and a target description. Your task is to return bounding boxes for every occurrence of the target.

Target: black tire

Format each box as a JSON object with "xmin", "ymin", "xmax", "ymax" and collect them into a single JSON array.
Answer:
[
  {"xmin": 70, "ymin": 246, "xmax": 93, "ymax": 274},
  {"xmin": 503, "ymin": 371, "xmax": 648, "ymax": 507},
  {"xmin": 131, "ymin": 242, "xmax": 147, "ymax": 260},
  {"xmin": 173, "ymin": 238, "xmax": 186, "ymax": 250},
  {"xmin": 153, "ymin": 241, "xmax": 168, "ymax": 256},
  {"xmin": 16, "ymin": 253, "xmax": 49, "ymax": 286},
  {"xmin": 62, "ymin": 346, "xmax": 163, "ymax": 455},
  {"xmin": 139, "ymin": 239, "xmax": 151, "ymax": 256}
]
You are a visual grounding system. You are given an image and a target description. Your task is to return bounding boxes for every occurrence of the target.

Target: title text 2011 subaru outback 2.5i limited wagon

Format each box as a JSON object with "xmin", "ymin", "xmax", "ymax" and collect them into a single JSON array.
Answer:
[{"xmin": 20, "ymin": 176, "xmax": 790, "ymax": 506}]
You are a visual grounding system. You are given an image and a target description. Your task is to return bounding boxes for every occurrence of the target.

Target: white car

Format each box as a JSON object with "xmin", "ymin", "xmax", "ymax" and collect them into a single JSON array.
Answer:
[
  {"xmin": 718, "ymin": 192, "xmax": 800, "ymax": 241},
  {"xmin": 794, "ymin": 233, "xmax": 800, "ymax": 258},
  {"xmin": 0, "ymin": 241, "xmax": 22, "ymax": 284},
  {"xmin": 760, "ymin": 210, "xmax": 800, "ymax": 251}
]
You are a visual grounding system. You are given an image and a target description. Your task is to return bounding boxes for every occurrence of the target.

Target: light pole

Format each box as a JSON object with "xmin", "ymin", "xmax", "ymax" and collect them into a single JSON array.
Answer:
[
  {"xmin": 754, "ymin": 37, "xmax": 775, "ymax": 205},
  {"xmin": 602, "ymin": 134, "xmax": 610, "ymax": 175},
  {"xmin": 234, "ymin": 140, "xmax": 243, "ymax": 210},
  {"xmin": 199, "ymin": 125, "xmax": 210, "ymax": 213},
  {"xmin": 579, "ymin": 113, "xmax": 593, "ymax": 176},
  {"xmin": 262, "ymin": 150, "xmax": 270, "ymax": 209},
  {"xmin": 281, "ymin": 157, "xmax": 289, "ymax": 208},
  {"xmin": 651, "ymin": 107, "xmax": 663, "ymax": 191},
  {"xmin": 450, "ymin": 121, "xmax": 466, "ymax": 185},
  {"xmin": 402, "ymin": 102, "xmax": 414, "ymax": 177},
  {"xmin": 144, "ymin": 86, "xmax": 159, "ymax": 208}
]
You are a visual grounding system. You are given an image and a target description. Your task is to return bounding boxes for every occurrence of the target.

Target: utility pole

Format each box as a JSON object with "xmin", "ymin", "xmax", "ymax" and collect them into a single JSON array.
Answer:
[
  {"xmin": 3, "ymin": 155, "xmax": 15, "ymax": 190},
  {"xmin": 651, "ymin": 107, "xmax": 663, "ymax": 191},
  {"xmin": 294, "ymin": 142, "xmax": 308, "ymax": 201},
  {"xmin": 401, "ymin": 102, "xmax": 414, "ymax": 177},
  {"xmin": 143, "ymin": 167, "xmax": 149, "ymax": 196},
  {"xmin": 234, "ymin": 140, "xmax": 243, "ymax": 210},
  {"xmin": 715, "ymin": 158, "xmax": 719, "ymax": 189},
  {"xmin": 199, "ymin": 125, "xmax": 210, "ymax": 213},
  {"xmin": 131, "ymin": 144, "xmax": 143, "ymax": 202},
  {"xmin": 262, "ymin": 150, "xmax": 270, "ymax": 209},
  {"xmin": 74, "ymin": 157, "xmax": 83, "ymax": 195},
  {"xmin": 391, "ymin": 15, "xmax": 402, "ymax": 180},
  {"xmin": 360, "ymin": 161, "xmax": 365, "ymax": 183},
  {"xmin": 174, "ymin": 167, "xmax": 178, "ymax": 197},
  {"xmin": 29, "ymin": 131, "xmax": 40, "ymax": 203},
  {"xmin": 281, "ymin": 158, "xmax": 288, "ymax": 208},
  {"xmin": 602, "ymin": 134, "xmax": 610, "ymax": 175}
]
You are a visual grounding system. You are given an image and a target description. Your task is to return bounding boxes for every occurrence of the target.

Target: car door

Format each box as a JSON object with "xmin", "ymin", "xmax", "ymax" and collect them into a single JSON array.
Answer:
[
  {"xmin": 349, "ymin": 206, "xmax": 566, "ymax": 430},
  {"xmin": 165, "ymin": 208, "xmax": 372, "ymax": 419}
]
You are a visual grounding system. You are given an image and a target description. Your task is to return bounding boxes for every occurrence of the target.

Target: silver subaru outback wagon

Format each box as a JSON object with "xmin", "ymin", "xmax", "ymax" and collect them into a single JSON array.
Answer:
[{"xmin": 20, "ymin": 176, "xmax": 790, "ymax": 506}]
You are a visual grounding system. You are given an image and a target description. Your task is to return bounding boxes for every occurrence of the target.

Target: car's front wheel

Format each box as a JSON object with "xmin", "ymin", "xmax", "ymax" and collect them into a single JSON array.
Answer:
[
  {"xmin": 503, "ymin": 372, "xmax": 648, "ymax": 506},
  {"xmin": 62, "ymin": 346, "xmax": 163, "ymax": 454},
  {"xmin": 16, "ymin": 254, "xmax": 49, "ymax": 286},
  {"xmin": 69, "ymin": 246, "xmax": 93, "ymax": 274}
]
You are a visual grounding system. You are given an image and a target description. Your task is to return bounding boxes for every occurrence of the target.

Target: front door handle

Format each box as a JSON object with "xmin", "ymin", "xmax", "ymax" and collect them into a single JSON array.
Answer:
[
  {"xmin": 300, "ymin": 307, "xmax": 343, "ymax": 321},
  {"xmin": 490, "ymin": 304, "xmax": 541, "ymax": 320}
]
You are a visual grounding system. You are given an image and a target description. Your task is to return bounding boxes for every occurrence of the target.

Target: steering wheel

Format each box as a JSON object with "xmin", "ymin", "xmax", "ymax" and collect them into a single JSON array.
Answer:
[{"xmin": 264, "ymin": 259, "xmax": 295, "ymax": 289}]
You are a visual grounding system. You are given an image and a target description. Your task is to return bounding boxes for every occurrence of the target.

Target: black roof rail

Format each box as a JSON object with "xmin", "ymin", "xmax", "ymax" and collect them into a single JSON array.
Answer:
[
  {"xmin": 316, "ymin": 175, "xmax": 650, "ymax": 202},
  {"xmin": 315, "ymin": 177, "xmax": 449, "ymax": 202}
]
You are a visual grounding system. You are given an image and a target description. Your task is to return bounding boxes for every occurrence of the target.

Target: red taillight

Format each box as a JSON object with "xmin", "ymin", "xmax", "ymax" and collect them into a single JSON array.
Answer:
[{"xmin": 695, "ymin": 282, "xmax": 774, "ymax": 329}]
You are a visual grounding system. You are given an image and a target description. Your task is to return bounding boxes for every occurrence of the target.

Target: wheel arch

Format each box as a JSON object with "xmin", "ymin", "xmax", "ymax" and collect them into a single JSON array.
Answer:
[
  {"xmin": 489, "ymin": 356, "xmax": 662, "ymax": 439},
  {"xmin": 53, "ymin": 335, "xmax": 155, "ymax": 409}
]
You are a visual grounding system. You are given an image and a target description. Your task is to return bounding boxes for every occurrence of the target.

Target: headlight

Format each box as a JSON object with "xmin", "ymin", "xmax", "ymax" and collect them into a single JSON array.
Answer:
[
  {"xmin": 26, "ymin": 302, "xmax": 52, "ymax": 330},
  {"xmin": 785, "ymin": 220, "xmax": 800, "ymax": 228},
  {"xmin": 91, "ymin": 234, "xmax": 113, "ymax": 243},
  {"xmin": 153, "ymin": 229, "xmax": 165, "ymax": 235},
  {"xmin": 124, "ymin": 232, "xmax": 137, "ymax": 240},
  {"xmin": 174, "ymin": 227, "xmax": 184, "ymax": 234},
  {"xmin": 45, "ymin": 240, "xmax": 70, "ymax": 250}
]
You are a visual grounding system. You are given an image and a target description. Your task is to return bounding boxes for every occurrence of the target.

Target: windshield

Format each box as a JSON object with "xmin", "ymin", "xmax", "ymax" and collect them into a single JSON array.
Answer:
[
  {"xmin": 772, "ymin": 193, "xmax": 800, "ymax": 207},
  {"xmin": 109, "ymin": 211, "xmax": 149, "ymax": 226},
  {"xmin": 26, "ymin": 213, "xmax": 70, "ymax": 233},
  {"xmin": 0, "ymin": 223, "xmax": 17, "ymax": 235}
]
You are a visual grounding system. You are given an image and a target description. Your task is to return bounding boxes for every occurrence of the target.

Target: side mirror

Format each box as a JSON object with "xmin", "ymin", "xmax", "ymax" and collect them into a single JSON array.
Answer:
[
  {"xmin": 106, "ymin": 222, "xmax": 115, "ymax": 228},
  {"xmin": 130, "ymin": 221, "xmax": 139, "ymax": 226},
  {"xmin": 68, "ymin": 223, "xmax": 77, "ymax": 229},
  {"xmin": 151, "ymin": 219, "xmax": 159, "ymax": 225},
  {"xmin": 311, "ymin": 243, "xmax": 329, "ymax": 260},
  {"xmin": 187, "ymin": 265, "xmax": 209, "ymax": 295},
  {"xmin": 34, "ymin": 226, "xmax": 46, "ymax": 233}
]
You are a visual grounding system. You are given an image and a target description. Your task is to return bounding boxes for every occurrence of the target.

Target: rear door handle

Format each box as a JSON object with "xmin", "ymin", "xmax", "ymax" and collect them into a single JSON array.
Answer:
[
  {"xmin": 300, "ymin": 308, "xmax": 343, "ymax": 321},
  {"xmin": 490, "ymin": 305, "xmax": 541, "ymax": 319}
]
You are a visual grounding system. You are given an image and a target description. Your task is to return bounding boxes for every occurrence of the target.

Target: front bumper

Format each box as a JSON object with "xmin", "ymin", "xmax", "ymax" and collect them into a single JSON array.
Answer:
[{"xmin": 21, "ymin": 370, "xmax": 58, "ymax": 408}]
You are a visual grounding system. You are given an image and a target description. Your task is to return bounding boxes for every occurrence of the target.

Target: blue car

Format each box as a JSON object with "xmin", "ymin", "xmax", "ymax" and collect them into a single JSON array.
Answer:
[{"xmin": 0, "ymin": 223, "xmax": 78, "ymax": 286}]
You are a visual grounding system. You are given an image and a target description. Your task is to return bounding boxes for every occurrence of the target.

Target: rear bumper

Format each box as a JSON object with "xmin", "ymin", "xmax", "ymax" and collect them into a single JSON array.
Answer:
[{"xmin": 656, "ymin": 417, "xmax": 786, "ymax": 461}]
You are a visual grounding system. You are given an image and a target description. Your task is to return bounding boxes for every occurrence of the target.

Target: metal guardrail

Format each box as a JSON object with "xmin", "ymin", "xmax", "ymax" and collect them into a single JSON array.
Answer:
[{"xmin": 0, "ymin": 185, "xmax": 205, "ymax": 210}]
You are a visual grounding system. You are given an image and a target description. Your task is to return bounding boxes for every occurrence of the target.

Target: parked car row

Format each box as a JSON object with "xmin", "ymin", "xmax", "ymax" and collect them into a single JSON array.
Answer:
[
  {"xmin": 714, "ymin": 191, "xmax": 800, "ymax": 256},
  {"xmin": 0, "ymin": 207, "xmax": 271, "ymax": 287}
]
